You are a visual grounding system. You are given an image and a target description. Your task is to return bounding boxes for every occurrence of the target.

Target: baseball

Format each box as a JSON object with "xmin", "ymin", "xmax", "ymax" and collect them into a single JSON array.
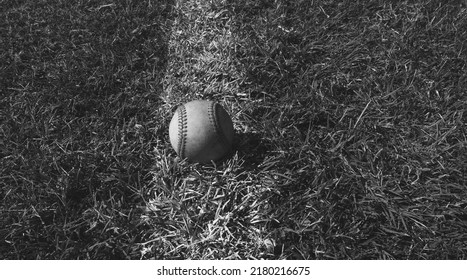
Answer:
[{"xmin": 169, "ymin": 100, "xmax": 234, "ymax": 163}]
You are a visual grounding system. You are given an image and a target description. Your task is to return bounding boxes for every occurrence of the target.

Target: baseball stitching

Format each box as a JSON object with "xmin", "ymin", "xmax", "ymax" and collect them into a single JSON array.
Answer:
[
  {"xmin": 177, "ymin": 104, "xmax": 188, "ymax": 158},
  {"xmin": 209, "ymin": 102, "xmax": 230, "ymax": 151}
]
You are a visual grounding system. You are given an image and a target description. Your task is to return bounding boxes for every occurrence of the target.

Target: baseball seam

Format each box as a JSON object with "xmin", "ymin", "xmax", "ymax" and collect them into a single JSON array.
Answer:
[
  {"xmin": 209, "ymin": 102, "xmax": 230, "ymax": 152},
  {"xmin": 177, "ymin": 104, "xmax": 188, "ymax": 159}
]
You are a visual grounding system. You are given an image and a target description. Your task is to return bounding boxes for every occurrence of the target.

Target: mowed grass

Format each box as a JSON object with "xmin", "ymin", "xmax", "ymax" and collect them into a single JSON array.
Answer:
[
  {"xmin": 1, "ymin": 0, "xmax": 174, "ymax": 258},
  {"xmin": 1, "ymin": 0, "xmax": 466, "ymax": 259}
]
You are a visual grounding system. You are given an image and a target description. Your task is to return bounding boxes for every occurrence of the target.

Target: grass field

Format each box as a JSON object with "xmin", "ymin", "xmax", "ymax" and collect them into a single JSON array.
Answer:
[{"xmin": 1, "ymin": 0, "xmax": 466, "ymax": 259}]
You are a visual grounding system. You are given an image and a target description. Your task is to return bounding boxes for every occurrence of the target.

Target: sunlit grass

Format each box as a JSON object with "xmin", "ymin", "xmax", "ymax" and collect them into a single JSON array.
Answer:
[{"xmin": 1, "ymin": 0, "xmax": 466, "ymax": 259}]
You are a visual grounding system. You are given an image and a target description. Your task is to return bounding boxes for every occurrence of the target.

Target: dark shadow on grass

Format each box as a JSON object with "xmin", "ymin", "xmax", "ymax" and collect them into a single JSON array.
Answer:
[
  {"xmin": 0, "ymin": 0, "xmax": 176, "ymax": 259},
  {"xmin": 226, "ymin": 0, "xmax": 467, "ymax": 260},
  {"xmin": 224, "ymin": 0, "xmax": 374, "ymax": 260},
  {"xmin": 234, "ymin": 131, "xmax": 272, "ymax": 168}
]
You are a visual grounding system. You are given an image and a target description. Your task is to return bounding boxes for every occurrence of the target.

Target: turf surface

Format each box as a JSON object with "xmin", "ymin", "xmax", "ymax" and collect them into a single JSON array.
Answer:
[{"xmin": 1, "ymin": 0, "xmax": 466, "ymax": 259}]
